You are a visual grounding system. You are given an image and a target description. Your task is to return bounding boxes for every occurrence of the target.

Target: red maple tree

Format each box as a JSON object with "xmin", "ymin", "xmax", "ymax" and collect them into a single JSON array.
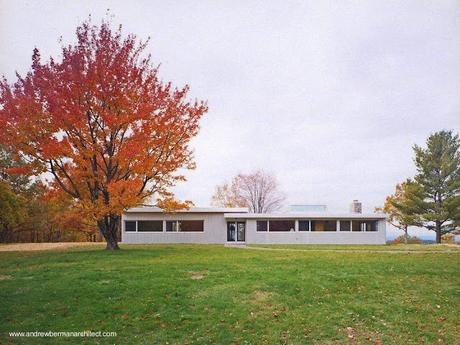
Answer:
[{"xmin": 0, "ymin": 19, "xmax": 207, "ymax": 249}]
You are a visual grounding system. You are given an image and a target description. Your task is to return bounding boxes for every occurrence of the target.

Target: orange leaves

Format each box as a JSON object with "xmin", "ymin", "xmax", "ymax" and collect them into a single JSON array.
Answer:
[
  {"xmin": 40, "ymin": 137, "xmax": 68, "ymax": 160},
  {"xmin": 5, "ymin": 166, "xmax": 33, "ymax": 175},
  {"xmin": 157, "ymin": 197, "xmax": 194, "ymax": 213},
  {"xmin": 0, "ymin": 17, "xmax": 207, "ymax": 231}
]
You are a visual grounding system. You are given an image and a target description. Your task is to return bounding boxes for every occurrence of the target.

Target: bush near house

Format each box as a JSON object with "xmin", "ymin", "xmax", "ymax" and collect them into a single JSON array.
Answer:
[
  {"xmin": 441, "ymin": 233, "xmax": 456, "ymax": 244},
  {"xmin": 390, "ymin": 235, "xmax": 423, "ymax": 244}
]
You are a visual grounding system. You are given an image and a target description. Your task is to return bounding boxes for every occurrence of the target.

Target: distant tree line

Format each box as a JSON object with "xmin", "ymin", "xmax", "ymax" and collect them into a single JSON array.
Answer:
[
  {"xmin": 0, "ymin": 145, "xmax": 99, "ymax": 243},
  {"xmin": 378, "ymin": 130, "xmax": 460, "ymax": 243}
]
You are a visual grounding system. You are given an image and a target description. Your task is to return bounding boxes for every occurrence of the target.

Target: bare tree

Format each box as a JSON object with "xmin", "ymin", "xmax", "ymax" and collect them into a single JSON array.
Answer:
[{"xmin": 211, "ymin": 170, "xmax": 285, "ymax": 213}]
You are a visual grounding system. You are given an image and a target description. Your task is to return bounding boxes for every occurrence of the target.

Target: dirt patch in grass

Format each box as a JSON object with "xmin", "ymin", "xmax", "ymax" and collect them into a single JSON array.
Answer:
[
  {"xmin": 248, "ymin": 290, "xmax": 287, "ymax": 320},
  {"xmin": 0, "ymin": 275, "xmax": 13, "ymax": 280},
  {"xmin": 0, "ymin": 242, "xmax": 103, "ymax": 252},
  {"xmin": 249, "ymin": 291, "xmax": 275, "ymax": 311},
  {"xmin": 189, "ymin": 270, "xmax": 208, "ymax": 280},
  {"xmin": 252, "ymin": 291, "xmax": 273, "ymax": 303}
]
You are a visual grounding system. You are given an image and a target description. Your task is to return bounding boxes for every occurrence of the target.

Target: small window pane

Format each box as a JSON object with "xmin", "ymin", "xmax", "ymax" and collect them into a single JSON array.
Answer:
[
  {"xmin": 257, "ymin": 221, "xmax": 268, "ymax": 232},
  {"xmin": 138, "ymin": 220, "xmax": 163, "ymax": 232},
  {"xmin": 180, "ymin": 220, "xmax": 204, "ymax": 232},
  {"xmin": 299, "ymin": 220, "xmax": 310, "ymax": 231},
  {"xmin": 365, "ymin": 221, "xmax": 378, "ymax": 231},
  {"xmin": 311, "ymin": 220, "xmax": 336, "ymax": 231},
  {"xmin": 125, "ymin": 221, "xmax": 136, "ymax": 232},
  {"xmin": 269, "ymin": 220, "xmax": 295, "ymax": 232},
  {"xmin": 237, "ymin": 222, "xmax": 245, "ymax": 241},
  {"xmin": 227, "ymin": 222, "xmax": 236, "ymax": 241},
  {"xmin": 166, "ymin": 221, "xmax": 178, "ymax": 232},
  {"xmin": 340, "ymin": 221, "xmax": 351, "ymax": 231},
  {"xmin": 352, "ymin": 221, "xmax": 365, "ymax": 231}
]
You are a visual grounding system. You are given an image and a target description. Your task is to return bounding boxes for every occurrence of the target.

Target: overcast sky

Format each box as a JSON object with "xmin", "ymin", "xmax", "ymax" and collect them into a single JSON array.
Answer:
[{"xmin": 1, "ymin": 1, "xmax": 459, "ymax": 236}]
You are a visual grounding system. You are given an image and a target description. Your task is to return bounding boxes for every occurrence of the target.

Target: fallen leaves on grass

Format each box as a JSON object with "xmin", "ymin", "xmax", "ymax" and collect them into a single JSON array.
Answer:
[
  {"xmin": 346, "ymin": 326, "xmax": 355, "ymax": 340},
  {"xmin": 280, "ymin": 330, "xmax": 289, "ymax": 345}
]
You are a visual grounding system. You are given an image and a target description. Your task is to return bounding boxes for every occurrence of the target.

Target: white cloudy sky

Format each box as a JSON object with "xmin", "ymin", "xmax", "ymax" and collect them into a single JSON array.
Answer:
[{"xmin": 1, "ymin": 1, "xmax": 459, "ymax": 236}]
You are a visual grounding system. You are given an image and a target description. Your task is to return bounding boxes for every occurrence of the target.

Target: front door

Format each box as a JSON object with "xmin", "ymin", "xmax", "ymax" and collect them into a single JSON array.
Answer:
[{"xmin": 227, "ymin": 222, "xmax": 245, "ymax": 242}]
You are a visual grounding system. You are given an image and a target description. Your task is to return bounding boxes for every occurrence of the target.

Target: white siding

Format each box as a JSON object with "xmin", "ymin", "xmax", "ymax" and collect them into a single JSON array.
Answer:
[
  {"xmin": 121, "ymin": 210, "xmax": 387, "ymax": 245},
  {"xmin": 245, "ymin": 219, "xmax": 386, "ymax": 244},
  {"xmin": 122, "ymin": 212, "xmax": 227, "ymax": 244}
]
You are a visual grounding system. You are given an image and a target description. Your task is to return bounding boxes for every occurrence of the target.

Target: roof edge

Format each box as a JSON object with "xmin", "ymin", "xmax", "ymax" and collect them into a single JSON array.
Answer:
[
  {"xmin": 125, "ymin": 207, "xmax": 249, "ymax": 213},
  {"xmin": 224, "ymin": 213, "xmax": 387, "ymax": 219}
]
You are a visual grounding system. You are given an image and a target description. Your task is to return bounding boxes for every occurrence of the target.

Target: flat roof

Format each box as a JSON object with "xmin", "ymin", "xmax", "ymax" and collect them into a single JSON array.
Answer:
[
  {"xmin": 125, "ymin": 207, "xmax": 249, "ymax": 213},
  {"xmin": 124, "ymin": 206, "xmax": 385, "ymax": 219},
  {"xmin": 224, "ymin": 212, "xmax": 386, "ymax": 219}
]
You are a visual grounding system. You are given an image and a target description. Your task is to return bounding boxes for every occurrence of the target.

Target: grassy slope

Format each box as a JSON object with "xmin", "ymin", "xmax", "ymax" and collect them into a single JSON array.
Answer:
[{"xmin": 0, "ymin": 244, "xmax": 459, "ymax": 344}]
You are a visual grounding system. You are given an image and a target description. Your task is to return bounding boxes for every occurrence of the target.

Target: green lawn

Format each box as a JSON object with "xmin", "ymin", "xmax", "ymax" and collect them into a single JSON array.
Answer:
[
  {"xmin": 248, "ymin": 244, "xmax": 460, "ymax": 252},
  {"xmin": 1, "ymin": 244, "xmax": 459, "ymax": 344}
]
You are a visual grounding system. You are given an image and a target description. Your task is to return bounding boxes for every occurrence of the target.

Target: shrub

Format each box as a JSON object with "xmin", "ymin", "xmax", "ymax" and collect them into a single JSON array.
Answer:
[
  {"xmin": 441, "ymin": 233, "xmax": 456, "ymax": 244},
  {"xmin": 390, "ymin": 235, "xmax": 423, "ymax": 244}
]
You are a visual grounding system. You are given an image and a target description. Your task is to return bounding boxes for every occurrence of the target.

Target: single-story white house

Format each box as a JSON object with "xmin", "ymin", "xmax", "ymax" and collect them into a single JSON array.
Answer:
[{"xmin": 121, "ymin": 207, "xmax": 386, "ymax": 244}]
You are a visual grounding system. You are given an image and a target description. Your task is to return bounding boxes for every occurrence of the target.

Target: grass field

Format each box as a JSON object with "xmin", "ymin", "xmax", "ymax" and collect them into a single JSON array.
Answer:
[
  {"xmin": 1, "ymin": 244, "xmax": 459, "ymax": 344},
  {"xmin": 248, "ymin": 244, "xmax": 460, "ymax": 252}
]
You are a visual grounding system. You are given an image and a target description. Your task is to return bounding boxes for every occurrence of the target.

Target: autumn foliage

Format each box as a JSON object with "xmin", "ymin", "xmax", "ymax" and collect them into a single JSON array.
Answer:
[{"xmin": 0, "ymin": 19, "xmax": 207, "ymax": 249}]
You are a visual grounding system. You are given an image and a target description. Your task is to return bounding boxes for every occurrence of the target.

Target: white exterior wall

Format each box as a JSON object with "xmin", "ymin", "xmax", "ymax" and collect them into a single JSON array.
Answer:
[
  {"xmin": 122, "ymin": 212, "xmax": 228, "ymax": 244},
  {"xmin": 122, "ymin": 210, "xmax": 387, "ymax": 245},
  {"xmin": 244, "ymin": 219, "xmax": 386, "ymax": 245}
]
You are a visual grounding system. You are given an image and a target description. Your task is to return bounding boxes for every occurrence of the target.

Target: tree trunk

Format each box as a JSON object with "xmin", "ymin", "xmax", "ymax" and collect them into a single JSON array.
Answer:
[
  {"xmin": 98, "ymin": 215, "xmax": 120, "ymax": 250},
  {"xmin": 435, "ymin": 221, "xmax": 442, "ymax": 244},
  {"xmin": 404, "ymin": 226, "xmax": 408, "ymax": 244}
]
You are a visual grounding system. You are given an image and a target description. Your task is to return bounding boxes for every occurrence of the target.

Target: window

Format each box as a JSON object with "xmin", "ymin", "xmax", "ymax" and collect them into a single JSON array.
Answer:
[
  {"xmin": 166, "ymin": 221, "xmax": 178, "ymax": 232},
  {"xmin": 365, "ymin": 220, "xmax": 378, "ymax": 232},
  {"xmin": 352, "ymin": 221, "xmax": 365, "ymax": 232},
  {"xmin": 299, "ymin": 220, "xmax": 310, "ymax": 231},
  {"xmin": 257, "ymin": 220, "xmax": 268, "ymax": 232},
  {"xmin": 311, "ymin": 220, "xmax": 336, "ymax": 231},
  {"xmin": 138, "ymin": 220, "xmax": 163, "ymax": 232},
  {"xmin": 166, "ymin": 220, "xmax": 204, "ymax": 232},
  {"xmin": 180, "ymin": 220, "xmax": 204, "ymax": 232},
  {"xmin": 227, "ymin": 222, "xmax": 236, "ymax": 241},
  {"xmin": 340, "ymin": 220, "xmax": 351, "ymax": 231},
  {"xmin": 125, "ymin": 221, "xmax": 136, "ymax": 232},
  {"xmin": 269, "ymin": 220, "xmax": 295, "ymax": 232},
  {"xmin": 166, "ymin": 220, "xmax": 177, "ymax": 232},
  {"xmin": 351, "ymin": 221, "xmax": 378, "ymax": 231}
]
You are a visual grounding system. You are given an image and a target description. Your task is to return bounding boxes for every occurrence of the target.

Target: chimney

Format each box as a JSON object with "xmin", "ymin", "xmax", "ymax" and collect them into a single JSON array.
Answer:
[{"xmin": 350, "ymin": 200, "xmax": 362, "ymax": 214}]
